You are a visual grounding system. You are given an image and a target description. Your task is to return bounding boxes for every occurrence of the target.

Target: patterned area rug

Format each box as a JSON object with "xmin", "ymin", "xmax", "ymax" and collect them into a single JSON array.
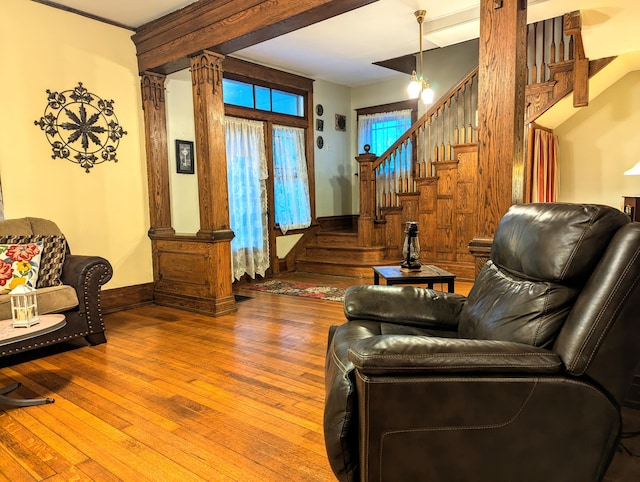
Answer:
[{"xmin": 243, "ymin": 280, "xmax": 346, "ymax": 302}]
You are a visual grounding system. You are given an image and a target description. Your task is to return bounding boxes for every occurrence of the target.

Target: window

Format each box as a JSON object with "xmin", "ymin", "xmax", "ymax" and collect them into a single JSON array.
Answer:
[
  {"xmin": 272, "ymin": 125, "xmax": 311, "ymax": 233},
  {"xmin": 223, "ymin": 79, "xmax": 304, "ymax": 117},
  {"xmin": 357, "ymin": 109, "xmax": 412, "ymax": 157}
]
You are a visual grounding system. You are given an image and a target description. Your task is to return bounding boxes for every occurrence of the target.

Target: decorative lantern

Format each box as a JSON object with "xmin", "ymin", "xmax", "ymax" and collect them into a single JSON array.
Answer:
[
  {"xmin": 10, "ymin": 284, "xmax": 39, "ymax": 328},
  {"xmin": 401, "ymin": 221, "xmax": 421, "ymax": 271}
]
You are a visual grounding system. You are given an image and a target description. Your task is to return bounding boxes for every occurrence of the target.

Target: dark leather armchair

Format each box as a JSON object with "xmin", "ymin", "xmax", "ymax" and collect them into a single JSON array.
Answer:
[{"xmin": 324, "ymin": 203, "xmax": 640, "ymax": 481}]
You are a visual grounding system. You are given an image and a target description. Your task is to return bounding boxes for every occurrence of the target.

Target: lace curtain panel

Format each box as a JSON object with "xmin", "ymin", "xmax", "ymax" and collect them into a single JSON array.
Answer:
[
  {"xmin": 225, "ymin": 116, "xmax": 270, "ymax": 281},
  {"xmin": 272, "ymin": 125, "xmax": 311, "ymax": 234},
  {"xmin": 358, "ymin": 110, "xmax": 413, "ymax": 208},
  {"xmin": 357, "ymin": 109, "xmax": 412, "ymax": 157}
]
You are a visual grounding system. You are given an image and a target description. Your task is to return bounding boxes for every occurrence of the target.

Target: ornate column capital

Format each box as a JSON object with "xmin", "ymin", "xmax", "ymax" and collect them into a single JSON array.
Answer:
[
  {"xmin": 189, "ymin": 50, "xmax": 224, "ymax": 97},
  {"xmin": 140, "ymin": 71, "xmax": 166, "ymax": 110}
]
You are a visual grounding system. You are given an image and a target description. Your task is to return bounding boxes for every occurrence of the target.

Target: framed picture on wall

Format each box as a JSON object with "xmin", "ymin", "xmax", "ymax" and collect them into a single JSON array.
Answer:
[
  {"xmin": 176, "ymin": 140, "xmax": 195, "ymax": 174},
  {"xmin": 335, "ymin": 114, "xmax": 346, "ymax": 132}
]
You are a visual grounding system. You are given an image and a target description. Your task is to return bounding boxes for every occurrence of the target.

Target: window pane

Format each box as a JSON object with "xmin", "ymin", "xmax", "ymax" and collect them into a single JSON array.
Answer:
[
  {"xmin": 255, "ymin": 86, "xmax": 271, "ymax": 111},
  {"xmin": 272, "ymin": 89, "xmax": 303, "ymax": 117},
  {"xmin": 272, "ymin": 125, "xmax": 311, "ymax": 233},
  {"xmin": 223, "ymin": 79, "xmax": 254, "ymax": 108}
]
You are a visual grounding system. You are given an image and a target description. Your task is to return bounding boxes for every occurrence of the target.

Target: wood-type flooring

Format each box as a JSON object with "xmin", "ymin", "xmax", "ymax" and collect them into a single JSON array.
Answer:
[{"xmin": 0, "ymin": 273, "xmax": 638, "ymax": 480}]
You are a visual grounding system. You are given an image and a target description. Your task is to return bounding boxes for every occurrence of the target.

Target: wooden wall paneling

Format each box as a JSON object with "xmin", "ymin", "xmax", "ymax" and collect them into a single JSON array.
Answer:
[
  {"xmin": 455, "ymin": 145, "xmax": 478, "ymax": 263},
  {"xmin": 417, "ymin": 178, "xmax": 437, "ymax": 258},
  {"xmin": 381, "ymin": 207, "xmax": 402, "ymax": 259},
  {"xmin": 152, "ymin": 239, "xmax": 236, "ymax": 316},
  {"xmin": 398, "ymin": 192, "xmax": 419, "ymax": 225}
]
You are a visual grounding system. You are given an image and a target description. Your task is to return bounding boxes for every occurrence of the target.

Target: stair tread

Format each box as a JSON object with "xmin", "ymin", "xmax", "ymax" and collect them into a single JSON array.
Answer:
[
  {"xmin": 306, "ymin": 243, "xmax": 386, "ymax": 251},
  {"xmin": 296, "ymin": 256, "xmax": 391, "ymax": 267}
]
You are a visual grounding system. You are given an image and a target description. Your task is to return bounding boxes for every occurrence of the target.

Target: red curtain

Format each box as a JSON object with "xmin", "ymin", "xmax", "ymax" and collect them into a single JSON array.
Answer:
[{"xmin": 527, "ymin": 125, "xmax": 558, "ymax": 202}]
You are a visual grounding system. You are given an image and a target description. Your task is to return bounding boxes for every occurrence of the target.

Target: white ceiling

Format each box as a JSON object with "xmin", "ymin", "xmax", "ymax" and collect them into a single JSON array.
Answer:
[{"xmin": 45, "ymin": 0, "xmax": 640, "ymax": 86}]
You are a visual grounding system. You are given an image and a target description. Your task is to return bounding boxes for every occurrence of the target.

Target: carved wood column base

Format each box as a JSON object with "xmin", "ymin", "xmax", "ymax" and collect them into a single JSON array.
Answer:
[
  {"xmin": 151, "ymin": 237, "xmax": 236, "ymax": 317},
  {"xmin": 153, "ymin": 292, "xmax": 237, "ymax": 317},
  {"xmin": 468, "ymin": 237, "xmax": 493, "ymax": 277}
]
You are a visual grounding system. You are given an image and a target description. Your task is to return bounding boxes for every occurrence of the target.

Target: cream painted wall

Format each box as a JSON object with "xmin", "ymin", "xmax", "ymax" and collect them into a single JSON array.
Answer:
[
  {"xmin": 313, "ymin": 79, "xmax": 353, "ymax": 217},
  {"xmin": 0, "ymin": 0, "xmax": 151, "ymax": 289},
  {"xmin": 165, "ymin": 74, "xmax": 200, "ymax": 234},
  {"xmin": 555, "ymin": 71, "xmax": 640, "ymax": 210}
]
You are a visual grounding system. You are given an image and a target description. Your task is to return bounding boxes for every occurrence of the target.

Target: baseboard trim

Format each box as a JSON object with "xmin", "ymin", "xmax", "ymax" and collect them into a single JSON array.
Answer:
[{"xmin": 101, "ymin": 283, "xmax": 154, "ymax": 314}]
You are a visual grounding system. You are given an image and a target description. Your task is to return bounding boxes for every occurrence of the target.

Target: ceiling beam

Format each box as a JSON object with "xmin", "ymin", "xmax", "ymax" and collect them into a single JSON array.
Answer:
[{"xmin": 133, "ymin": 0, "xmax": 378, "ymax": 75}]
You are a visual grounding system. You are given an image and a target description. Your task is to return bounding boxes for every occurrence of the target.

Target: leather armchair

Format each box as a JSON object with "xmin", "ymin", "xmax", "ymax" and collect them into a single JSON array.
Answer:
[{"xmin": 324, "ymin": 203, "xmax": 640, "ymax": 481}]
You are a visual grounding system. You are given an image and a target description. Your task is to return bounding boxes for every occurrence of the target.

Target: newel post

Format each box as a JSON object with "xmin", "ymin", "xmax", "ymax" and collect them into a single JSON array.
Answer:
[{"xmin": 356, "ymin": 145, "xmax": 377, "ymax": 247}]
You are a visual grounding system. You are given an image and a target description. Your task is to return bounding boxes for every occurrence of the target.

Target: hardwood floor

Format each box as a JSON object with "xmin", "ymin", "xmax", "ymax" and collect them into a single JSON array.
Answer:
[{"xmin": 0, "ymin": 273, "xmax": 638, "ymax": 481}]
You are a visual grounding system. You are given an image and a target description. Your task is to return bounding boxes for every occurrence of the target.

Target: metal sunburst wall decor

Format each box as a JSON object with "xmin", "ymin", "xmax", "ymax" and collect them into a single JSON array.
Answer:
[{"xmin": 34, "ymin": 82, "xmax": 127, "ymax": 173}]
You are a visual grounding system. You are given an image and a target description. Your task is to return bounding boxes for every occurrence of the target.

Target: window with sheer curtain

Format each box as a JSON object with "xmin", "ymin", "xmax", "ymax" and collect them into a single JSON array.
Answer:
[
  {"xmin": 225, "ymin": 116, "xmax": 270, "ymax": 281},
  {"xmin": 272, "ymin": 125, "xmax": 311, "ymax": 234},
  {"xmin": 357, "ymin": 109, "xmax": 412, "ymax": 158}
]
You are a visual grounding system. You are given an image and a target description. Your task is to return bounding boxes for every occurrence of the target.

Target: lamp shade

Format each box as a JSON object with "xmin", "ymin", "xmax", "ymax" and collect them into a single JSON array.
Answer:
[
  {"xmin": 624, "ymin": 161, "xmax": 640, "ymax": 175},
  {"xmin": 408, "ymin": 72, "xmax": 421, "ymax": 99},
  {"xmin": 421, "ymin": 85, "xmax": 435, "ymax": 105}
]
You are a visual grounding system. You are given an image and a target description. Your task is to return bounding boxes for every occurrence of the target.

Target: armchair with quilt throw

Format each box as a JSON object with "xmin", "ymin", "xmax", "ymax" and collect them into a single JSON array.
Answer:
[
  {"xmin": 0, "ymin": 217, "xmax": 113, "ymax": 356},
  {"xmin": 324, "ymin": 203, "xmax": 640, "ymax": 482}
]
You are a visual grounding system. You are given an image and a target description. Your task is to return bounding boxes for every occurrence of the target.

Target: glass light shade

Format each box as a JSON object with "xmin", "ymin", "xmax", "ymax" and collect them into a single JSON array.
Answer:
[
  {"xmin": 624, "ymin": 161, "xmax": 640, "ymax": 175},
  {"xmin": 407, "ymin": 72, "xmax": 422, "ymax": 99},
  {"xmin": 421, "ymin": 84, "xmax": 435, "ymax": 104},
  {"xmin": 10, "ymin": 284, "xmax": 39, "ymax": 328},
  {"xmin": 401, "ymin": 221, "xmax": 421, "ymax": 270}
]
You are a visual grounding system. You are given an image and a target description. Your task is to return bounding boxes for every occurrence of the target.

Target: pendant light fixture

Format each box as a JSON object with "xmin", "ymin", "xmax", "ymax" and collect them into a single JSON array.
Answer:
[{"xmin": 407, "ymin": 10, "xmax": 435, "ymax": 105}]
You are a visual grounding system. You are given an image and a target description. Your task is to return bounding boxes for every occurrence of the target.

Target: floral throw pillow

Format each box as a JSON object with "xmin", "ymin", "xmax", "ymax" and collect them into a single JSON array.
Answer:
[
  {"xmin": 0, "ymin": 235, "xmax": 67, "ymax": 288},
  {"xmin": 0, "ymin": 242, "xmax": 43, "ymax": 294}
]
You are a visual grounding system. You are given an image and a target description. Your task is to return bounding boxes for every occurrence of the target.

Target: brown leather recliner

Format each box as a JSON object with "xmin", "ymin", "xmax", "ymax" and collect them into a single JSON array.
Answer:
[{"xmin": 324, "ymin": 203, "xmax": 640, "ymax": 482}]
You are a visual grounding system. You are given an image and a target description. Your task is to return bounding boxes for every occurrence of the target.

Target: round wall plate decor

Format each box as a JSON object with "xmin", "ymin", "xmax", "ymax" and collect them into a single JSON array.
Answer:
[
  {"xmin": 317, "ymin": 135, "xmax": 324, "ymax": 149},
  {"xmin": 316, "ymin": 104, "xmax": 324, "ymax": 116}
]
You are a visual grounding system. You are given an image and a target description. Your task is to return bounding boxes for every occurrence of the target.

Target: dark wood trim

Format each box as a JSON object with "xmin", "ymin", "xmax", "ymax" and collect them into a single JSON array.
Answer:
[
  {"xmin": 224, "ymin": 105, "xmax": 308, "ymax": 129},
  {"xmin": 224, "ymin": 56, "xmax": 314, "ymax": 94},
  {"xmin": 33, "ymin": 0, "xmax": 136, "ymax": 31},
  {"xmin": 101, "ymin": 283, "xmax": 154, "ymax": 314},
  {"xmin": 132, "ymin": 0, "xmax": 379, "ymax": 74},
  {"xmin": 355, "ymin": 99, "xmax": 418, "ymax": 117}
]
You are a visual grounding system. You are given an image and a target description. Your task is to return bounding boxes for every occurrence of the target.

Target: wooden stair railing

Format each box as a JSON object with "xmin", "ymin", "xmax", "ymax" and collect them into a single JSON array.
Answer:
[
  {"xmin": 369, "ymin": 67, "xmax": 479, "ymax": 217},
  {"xmin": 357, "ymin": 11, "xmax": 610, "ymax": 253}
]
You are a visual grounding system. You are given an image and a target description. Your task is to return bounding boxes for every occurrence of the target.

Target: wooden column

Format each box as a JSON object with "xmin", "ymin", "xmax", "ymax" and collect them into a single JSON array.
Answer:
[
  {"xmin": 470, "ymin": 0, "xmax": 527, "ymax": 270},
  {"xmin": 356, "ymin": 147, "xmax": 377, "ymax": 247},
  {"xmin": 161, "ymin": 49, "xmax": 234, "ymax": 316},
  {"xmin": 190, "ymin": 51, "xmax": 231, "ymax": 238},
  {"xmin": 140, "ymin": 72, "xmax": 174, "ymax": 236}
]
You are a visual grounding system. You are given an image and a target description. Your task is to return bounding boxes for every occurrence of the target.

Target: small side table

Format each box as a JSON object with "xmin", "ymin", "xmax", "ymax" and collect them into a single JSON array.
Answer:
[
  {"xmin": 0, "ymin": 314, "xmax": 66, "ymax": 407},
  {"xmin": 372, "ymin": 265, "xmax": 456, "ymax": 293}
]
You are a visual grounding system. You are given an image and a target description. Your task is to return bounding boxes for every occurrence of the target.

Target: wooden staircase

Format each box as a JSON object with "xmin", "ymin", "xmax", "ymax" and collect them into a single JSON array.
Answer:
[
  {"xmin": 296, "ymin": 228, "xmax": 387, "ymax": 277},
  {"xmin": 294, "ymin": 10, "xmax": 615, "ymax": 281}
]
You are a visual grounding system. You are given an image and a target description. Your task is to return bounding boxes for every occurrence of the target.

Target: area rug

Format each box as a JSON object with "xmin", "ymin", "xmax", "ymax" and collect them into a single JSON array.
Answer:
[{"xmin": 243, "ymin": 280, "xmax": 346, "ymax": 302}]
